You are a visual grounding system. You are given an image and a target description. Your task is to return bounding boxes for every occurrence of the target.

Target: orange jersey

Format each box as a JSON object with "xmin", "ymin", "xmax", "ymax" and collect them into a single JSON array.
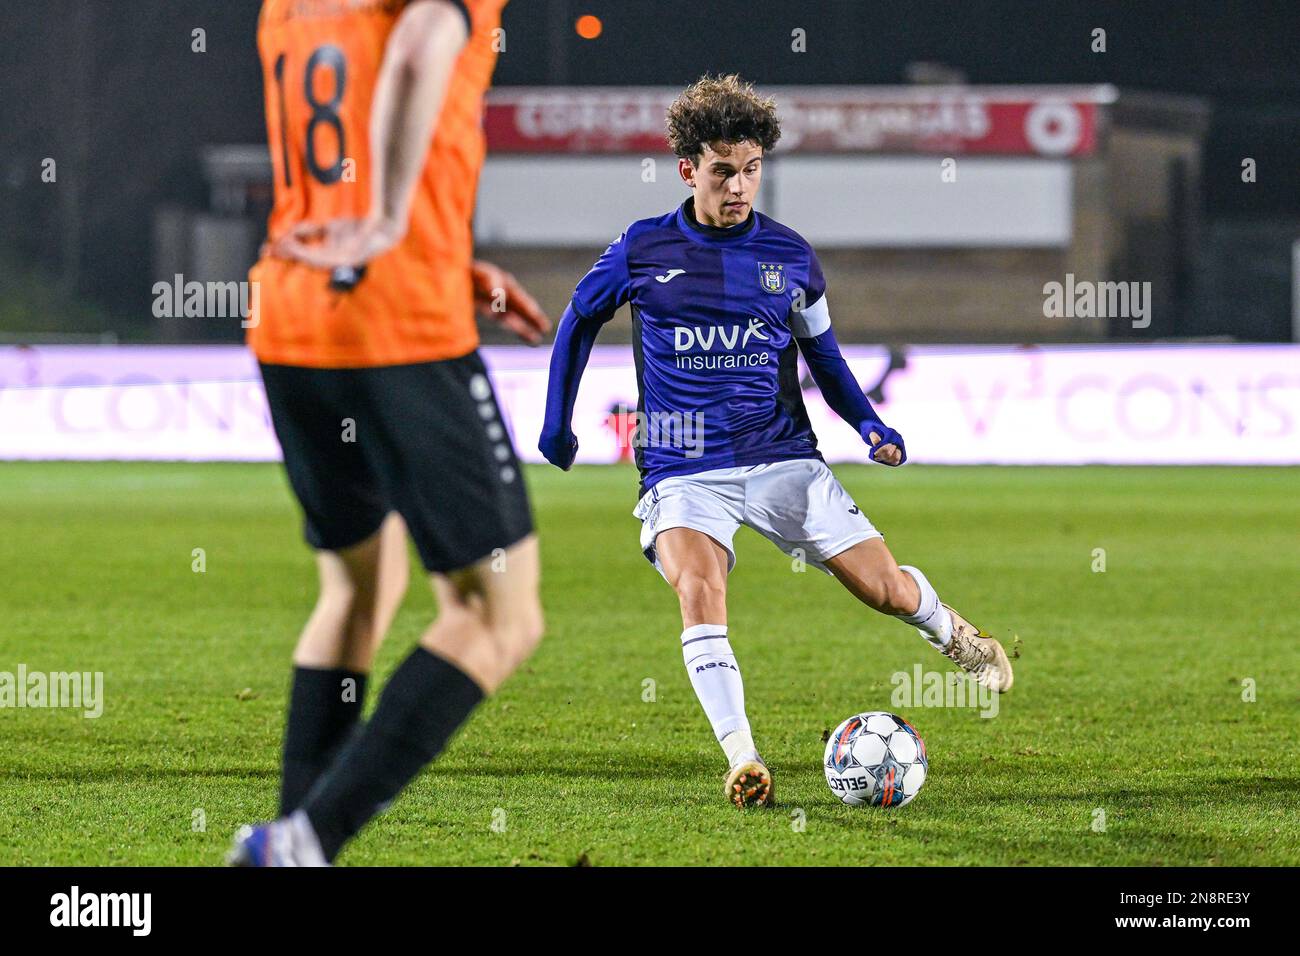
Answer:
[{"xmin": 247, "ymin": 0, "xmax": 504, "ymax": 368}]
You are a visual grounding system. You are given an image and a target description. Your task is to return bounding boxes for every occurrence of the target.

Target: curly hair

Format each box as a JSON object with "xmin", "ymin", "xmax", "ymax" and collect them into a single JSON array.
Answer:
[{"xmin": 665, "ymin": 74, "xmax": 781, "ymax": 164}]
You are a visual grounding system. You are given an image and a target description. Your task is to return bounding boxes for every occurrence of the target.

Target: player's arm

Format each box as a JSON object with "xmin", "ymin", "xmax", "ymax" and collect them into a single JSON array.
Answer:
[
  {"xmin": 793, "ymin": 291, "xmax": 906, "ymax": 466},
  {"xmin": 365, "ymin": 0, "xmax": 468, "ymax": 242},
  {"xmin": 537, "ymin": 303, "xmax": 603, "ymax": 469},
  {"xmin": 273, "ymin": 0, "xmax": 470, "ymax": 269},
  {"xmin": 538, "ymin": 235, "xmax": 632, "ymax": 470}
]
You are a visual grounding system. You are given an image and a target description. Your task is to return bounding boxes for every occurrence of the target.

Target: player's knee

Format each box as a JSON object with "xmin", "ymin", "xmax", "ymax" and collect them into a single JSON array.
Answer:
[
  {"xmin": 343, "ymin": 603, "xmax": 384, "ymax": 649},
  {"xmin": 341, "ymin": 576, "xmax": 397, "ymax": 635},
  {"xmin": 494, "ymin": 600, "xmax": 545, "ymax": 669},
  {"xmin": 673, "ymin": 569, "xmax": 726, "ymax": 615},
  {"xmin": 318, "ymin": 559, "xmax": 403, "ymax": 634},
  {"xmin": 313, "ymin": 575, "xmax": 359, "ymax": 625},
  {"xmin": 421, "ymin": 602, "xmax": 487, "ymax": 659}
]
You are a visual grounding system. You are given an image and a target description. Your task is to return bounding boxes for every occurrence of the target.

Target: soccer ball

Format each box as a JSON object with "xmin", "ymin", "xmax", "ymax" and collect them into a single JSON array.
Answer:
[{"xmin": 824, "ymin": 711, "xmax": 928, "ymax": 807}]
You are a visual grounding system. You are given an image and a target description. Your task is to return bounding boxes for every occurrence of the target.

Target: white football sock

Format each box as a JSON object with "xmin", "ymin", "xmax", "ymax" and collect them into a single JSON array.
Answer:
[
  {"xmin": 680, "ymin": 624, "xmax": 758, "ymax": 767},
  {"xmin": 897, "ymin": 565, "xmax": 953, "ymax": 649}
]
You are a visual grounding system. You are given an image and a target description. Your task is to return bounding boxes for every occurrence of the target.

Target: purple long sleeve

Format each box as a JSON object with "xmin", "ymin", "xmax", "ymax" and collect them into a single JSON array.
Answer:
[
  {"xmin": 797, "ymin": 325, "xmax": 884, "ymax": 434},
  {"xmin": 538, "ymin": 302, "xmax": 609, "ymax": 468},
  {"xmin": 539, "ymin": 232, "xmax": 632, "ymax": 467}
]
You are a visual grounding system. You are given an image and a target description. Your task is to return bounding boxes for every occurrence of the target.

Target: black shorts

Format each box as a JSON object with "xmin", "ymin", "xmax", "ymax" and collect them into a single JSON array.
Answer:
[{"xmin": 259, "ymin": 352, "xmax": 533, "ymax": 573}]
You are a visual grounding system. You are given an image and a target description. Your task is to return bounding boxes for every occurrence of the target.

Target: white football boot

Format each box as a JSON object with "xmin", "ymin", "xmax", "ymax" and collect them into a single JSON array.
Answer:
[
  {"xmin": 227, "ymin": 810, "xmax": 329, "ymax": 867},
  {"xmin": 939, "ymin": 604, "xmax": 1014, "ymax": 693}
]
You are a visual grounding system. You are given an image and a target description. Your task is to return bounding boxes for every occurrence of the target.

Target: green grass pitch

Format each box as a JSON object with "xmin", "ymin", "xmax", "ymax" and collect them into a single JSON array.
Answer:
[{"xmin": 1, "ymin": 461, "xmax": 1297, "ymax": 866}]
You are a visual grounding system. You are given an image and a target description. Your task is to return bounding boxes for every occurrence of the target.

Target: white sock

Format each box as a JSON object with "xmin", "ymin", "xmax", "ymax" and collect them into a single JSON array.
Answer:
[
  {"xmin": 897, "ymin": 566, "xmax": 953, "ymax": 649},
  {"xmin": 680, "ymin": 624, "xmax": 758, "ymax": 766}
]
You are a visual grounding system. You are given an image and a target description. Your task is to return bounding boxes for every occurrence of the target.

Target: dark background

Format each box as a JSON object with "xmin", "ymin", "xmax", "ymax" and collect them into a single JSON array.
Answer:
[{"xmin": 1, "ymin": 0, "xmax": 1297, "ymax": 335}]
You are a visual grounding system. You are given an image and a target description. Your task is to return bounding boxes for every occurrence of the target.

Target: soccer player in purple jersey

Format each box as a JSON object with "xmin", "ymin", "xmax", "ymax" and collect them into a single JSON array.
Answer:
[{"xmin": 540, "ymin": 75, "xmax": 1013, "ymax": 809}]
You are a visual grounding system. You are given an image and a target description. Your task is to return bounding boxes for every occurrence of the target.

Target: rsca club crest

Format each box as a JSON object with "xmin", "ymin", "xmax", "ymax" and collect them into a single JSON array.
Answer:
[{"xmin": 758, "ymin": 262, "xmax": 786, "ymax": 294}]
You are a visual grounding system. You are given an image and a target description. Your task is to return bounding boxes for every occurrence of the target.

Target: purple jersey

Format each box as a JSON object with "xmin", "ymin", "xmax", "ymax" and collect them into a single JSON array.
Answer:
[{"xmin": 571, "ymin": 200, "xmax": 834, "ymax": 494}]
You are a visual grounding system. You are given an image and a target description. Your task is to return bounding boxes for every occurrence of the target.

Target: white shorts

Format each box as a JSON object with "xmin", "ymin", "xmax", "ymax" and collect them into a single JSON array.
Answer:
[{"xmin": 633, "ymin": 458, "xmax": 883, "ymax": 578}]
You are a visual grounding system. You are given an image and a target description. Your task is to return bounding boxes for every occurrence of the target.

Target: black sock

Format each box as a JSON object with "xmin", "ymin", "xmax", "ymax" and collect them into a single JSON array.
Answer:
[
  {"xmin": 279, "ymin": 666, "xmax": 369, "ymax": 816},
  {"xmin": 302, "ymin": 647, "xmax": 484, "ymax": 861}
]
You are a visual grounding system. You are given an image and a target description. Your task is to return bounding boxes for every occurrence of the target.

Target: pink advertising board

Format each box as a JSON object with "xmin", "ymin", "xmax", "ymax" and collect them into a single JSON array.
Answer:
[{"xmin": 1, "ymin": 344, "xmax": 1296, "ymax": 465}]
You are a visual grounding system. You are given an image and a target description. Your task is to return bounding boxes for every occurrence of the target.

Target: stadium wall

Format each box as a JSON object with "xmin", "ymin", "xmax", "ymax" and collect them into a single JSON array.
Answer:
[{"xmin": 166, "ymin": 86, "xmax": 1221, "ymax": 347}]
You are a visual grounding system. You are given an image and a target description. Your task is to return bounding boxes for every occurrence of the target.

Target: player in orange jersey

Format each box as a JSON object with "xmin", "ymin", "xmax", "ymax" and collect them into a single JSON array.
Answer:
[{"xmin": 231, "ymin": 0, "xmax": 549, "ymax": 866}]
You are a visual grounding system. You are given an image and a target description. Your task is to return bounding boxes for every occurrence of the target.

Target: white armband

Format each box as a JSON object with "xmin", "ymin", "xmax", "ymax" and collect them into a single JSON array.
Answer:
[{"xmin": 790, "ymin": 293, "xmax": 831, "ymax": 338}]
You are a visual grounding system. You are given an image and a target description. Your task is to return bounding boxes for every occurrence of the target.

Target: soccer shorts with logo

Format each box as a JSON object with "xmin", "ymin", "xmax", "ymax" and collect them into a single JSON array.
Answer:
[
  {"xmin": 632, "ymin": 458, "xmax": 882, "ymax": 577},
  {"xmin": 259, "ymin": 351, "xmax": 533, "ymax": 573}
]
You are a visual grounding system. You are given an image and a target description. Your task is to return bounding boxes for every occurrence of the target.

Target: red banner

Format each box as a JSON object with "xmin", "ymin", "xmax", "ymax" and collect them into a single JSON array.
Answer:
[{"xmin": 484, "ymin": 86, "xmax": 1112, "ymax": 157}]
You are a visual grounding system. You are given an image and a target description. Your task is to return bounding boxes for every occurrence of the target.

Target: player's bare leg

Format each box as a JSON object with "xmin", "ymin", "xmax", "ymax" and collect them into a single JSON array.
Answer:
[
  {"xmin": 294, "ymin": 511, "xmax": 409, "ymax": 671},
  {"xmin": 823, "ymin": 537, "xmax": 918, "ymax": 616},
  {"xmin": 232, "ymin": 535, "xmax": 544, "ymax": 865},
  {"xmin": 277, "ymin": 512, "xmax": 409, "ymax": 815},
  {"xmin": 421, "ymin": 535, "xmax": 544, "ymax": 694},
  {"xmin": 656, "ymin": 527, "xmax": 729, "ymax": 628},
  {"xmin": 825, "ymin": 537, "xmax": 1013, "ymax": 692},
  {"xmin": 656, "ymin": 528, "xmax": 772, "ymax": 808}
]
